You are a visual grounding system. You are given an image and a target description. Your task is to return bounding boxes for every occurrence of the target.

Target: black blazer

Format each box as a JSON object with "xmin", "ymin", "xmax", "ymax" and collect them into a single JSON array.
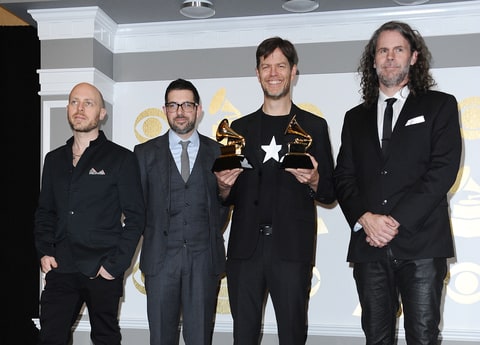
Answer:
[
  {"xmin": 224, "ymin": 103, "xmax": 336, "ymax": 264},
  {"xmin": 134, "ymin": 131, "xmax": 229, "ymax": 276},
  {"xmin": 34, "ymin": 131, "xmax": 145, "ymax": 278},
  {"xmin": 334, "ymin": 90, "xmax": 462, "ymax": 263}
]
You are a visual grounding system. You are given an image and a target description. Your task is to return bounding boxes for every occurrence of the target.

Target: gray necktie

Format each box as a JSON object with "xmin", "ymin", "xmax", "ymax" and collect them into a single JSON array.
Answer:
[
  {"xmin": 382, "ymin": 98, "xmax": 397, "ymax": 155},
  {"xmin": 180, "ymin": 140, "xmax": 191, "ymax": 182}
]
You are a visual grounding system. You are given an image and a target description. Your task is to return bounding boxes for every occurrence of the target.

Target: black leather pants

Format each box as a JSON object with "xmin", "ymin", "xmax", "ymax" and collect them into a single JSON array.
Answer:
[{"xmin": 353, "ymin": 249, "xmax": 447, "ymax": 345}]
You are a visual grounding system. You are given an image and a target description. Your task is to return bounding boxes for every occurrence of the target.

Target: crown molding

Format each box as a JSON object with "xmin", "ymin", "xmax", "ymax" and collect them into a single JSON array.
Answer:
[
  {"xmin": 37, "ymin": 68, "xmax": 114, "ymax": 103},
  {"xmin": 28, "ymin": 1, "xmax": 480, "ymax": 53},
  {"xmin": 28, "ymin": 6, "xmax": 117, "ymax": 51}
]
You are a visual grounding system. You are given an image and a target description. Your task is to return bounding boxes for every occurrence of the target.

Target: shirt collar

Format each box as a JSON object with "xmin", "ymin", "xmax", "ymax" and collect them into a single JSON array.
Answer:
[
  {"xmin": 379, "ymin": 85, "xmax": 410, "ymax": 103},
  {"xmin": 168, "ymin": 130, "xmax": 199, "ymax": 148}
]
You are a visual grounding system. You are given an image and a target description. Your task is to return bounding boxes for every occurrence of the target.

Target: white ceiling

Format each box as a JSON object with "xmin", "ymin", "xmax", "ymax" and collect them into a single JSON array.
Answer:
[{"xmin": 1, "ymin": 0, "xmax": 476, "ymax": 27}]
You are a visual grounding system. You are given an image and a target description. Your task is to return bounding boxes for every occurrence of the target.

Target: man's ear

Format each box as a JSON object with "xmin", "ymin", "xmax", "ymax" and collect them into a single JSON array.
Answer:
[
  {"xmin": 291, "ymin": 64, "xmax": 298, "ymax": 80},
  {"xmin": 100, "ymin": 108, "xmax": 107, "ymax": 121},
  {"xmin": 410, "ymin": 50, "xmax": 418, "ymax": 65}
]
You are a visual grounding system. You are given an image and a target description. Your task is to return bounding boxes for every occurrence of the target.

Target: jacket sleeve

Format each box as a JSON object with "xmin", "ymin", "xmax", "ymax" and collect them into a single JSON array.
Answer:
[
  {"xmin": 311, "ymin": 116, "xmax": 336, "ymax": 205},
  {"xmin": 34, "ymin": 153, "xmax": 58, "ymax": 258},
  {"xmin": 333, "ymin": 110, "xmax": 368, "ymax": 229}
]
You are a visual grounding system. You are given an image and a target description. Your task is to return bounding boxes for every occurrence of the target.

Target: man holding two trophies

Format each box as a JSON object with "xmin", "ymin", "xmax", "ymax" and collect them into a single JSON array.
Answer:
[{"xmin": 214, "ymin": 37, "xmax": 336, "ymax": 345}]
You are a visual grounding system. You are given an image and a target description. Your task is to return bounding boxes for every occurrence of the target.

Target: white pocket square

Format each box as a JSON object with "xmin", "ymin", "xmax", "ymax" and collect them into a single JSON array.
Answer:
[
  {"xmin": 89, "ymin": 168, "xmax": 105, "ymax": 175},
  {"xmin": 405, "ymin": 115, "xmax": 425, "ymax": 126}
]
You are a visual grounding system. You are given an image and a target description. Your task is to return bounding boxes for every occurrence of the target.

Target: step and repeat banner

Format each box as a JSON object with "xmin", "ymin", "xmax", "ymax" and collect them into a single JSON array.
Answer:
[{"xmin": 111, "ymin": 66, "xmax": 479, "ymax": 337}]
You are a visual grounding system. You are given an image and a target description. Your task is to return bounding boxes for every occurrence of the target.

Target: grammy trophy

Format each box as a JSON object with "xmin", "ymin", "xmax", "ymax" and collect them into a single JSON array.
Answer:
[
  {"xmin": 212, "ymin": 118, "xmax": 253, "ymax": 172},
  {"xmin": 280, "ymin": 114, "xmax": 313, "ymax": 169}
]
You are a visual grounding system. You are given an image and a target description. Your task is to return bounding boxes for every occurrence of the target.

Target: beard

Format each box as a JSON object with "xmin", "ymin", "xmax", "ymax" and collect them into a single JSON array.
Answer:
[
  {"xmin": 377, "ymin": 63, "xmax": 410, "ymax": 88},
  {"xmin": 262, "ymin": 80, "xmax": 291, "ymax": 101},
  {"xmin": 68, "ymin": 116, "xmax": 100, "ymax": 133},
  {"xmin": 169, "ymin": 117, "xmax": 196, "ymax": 135}
]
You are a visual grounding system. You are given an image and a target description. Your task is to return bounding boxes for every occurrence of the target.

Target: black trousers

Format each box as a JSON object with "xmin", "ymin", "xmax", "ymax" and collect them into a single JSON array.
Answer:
[
  {"xmin": 353, "ymin": 250, "xmax": 447, "ymax": 345},
  {"xmin": 226, "ymin": 233, "xmax": 312, "ymax": 345},
  {"xmin": 38, "ymin": 270, "xmax": 124, "ymax": 345}
]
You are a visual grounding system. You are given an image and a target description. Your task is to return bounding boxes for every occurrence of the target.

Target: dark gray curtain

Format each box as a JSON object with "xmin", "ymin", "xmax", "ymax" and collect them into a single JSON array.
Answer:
[{"xmin": 1, "ymin": 25, "xmax": 40, "ymax": 345}]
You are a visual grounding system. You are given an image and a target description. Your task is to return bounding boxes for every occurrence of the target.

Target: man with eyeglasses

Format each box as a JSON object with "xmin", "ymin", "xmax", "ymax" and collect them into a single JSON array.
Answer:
[{"xmin": 134, "ymin": 78, "xmax": 230, "ymax": 345}]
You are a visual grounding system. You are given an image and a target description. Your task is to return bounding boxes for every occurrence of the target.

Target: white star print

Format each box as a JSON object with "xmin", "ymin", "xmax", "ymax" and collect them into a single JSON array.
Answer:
[{"xmin": 261, "ymin": 136, "xmax": 282, "ymax": 163}]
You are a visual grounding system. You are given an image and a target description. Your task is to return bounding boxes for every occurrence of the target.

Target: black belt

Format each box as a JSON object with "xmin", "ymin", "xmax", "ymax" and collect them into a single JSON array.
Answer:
[{"xmin": 259, "ymin": 224, "xmax": 273, "ymax": 236}]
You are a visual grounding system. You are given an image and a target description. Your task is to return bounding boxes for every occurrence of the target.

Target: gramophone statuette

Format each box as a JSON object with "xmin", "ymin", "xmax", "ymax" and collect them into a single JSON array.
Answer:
[
  {"xmin": 280, "ymin": 114, "xmax": 314, "ymax": 169},
  {"xmin": 212, "ymin": 118, "xmax": 253, "ymax": 172}
]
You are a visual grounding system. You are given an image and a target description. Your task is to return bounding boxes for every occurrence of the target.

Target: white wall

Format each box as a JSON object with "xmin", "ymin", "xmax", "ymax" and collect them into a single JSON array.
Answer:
[{"xmin": 110, "ymin": 68, "xmax": 480, "ymax": 340}]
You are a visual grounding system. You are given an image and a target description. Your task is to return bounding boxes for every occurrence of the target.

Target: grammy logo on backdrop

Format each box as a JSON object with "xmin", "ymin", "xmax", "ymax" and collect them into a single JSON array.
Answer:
[
  {"xmin": 280, "ymin": 114, "xmax": 314, "ymax": 169},
  {"xmin": 212, "ymin": 118, "xmax": 253, "ymax": 172}
]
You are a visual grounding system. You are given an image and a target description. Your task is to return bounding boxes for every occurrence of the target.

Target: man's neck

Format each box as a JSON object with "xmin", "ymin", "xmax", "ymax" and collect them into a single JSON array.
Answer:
[
  {"xmin": 73, "ymin": 129, "xmax": 99, "ymax": 151},
  {"xmin": 262, "ymin": 97, "xmax": 291, "ymax": 116},
  {"xmin": 379, "ymin": 81, "xmax": 408, "ymax": 97}
]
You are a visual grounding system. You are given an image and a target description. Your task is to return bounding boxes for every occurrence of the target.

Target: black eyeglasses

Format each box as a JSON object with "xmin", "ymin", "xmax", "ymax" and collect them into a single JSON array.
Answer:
[{"xmin": 165, "ymin": 101, "xmax": 198, "ymax": 113}]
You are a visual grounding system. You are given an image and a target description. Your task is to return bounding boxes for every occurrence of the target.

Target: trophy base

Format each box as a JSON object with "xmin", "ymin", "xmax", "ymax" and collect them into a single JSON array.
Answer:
[
  {"xmin": 281, "ymin": 153, "xmax": 313, "ymax": 169},
  {"xmin": 212, "ymin": 155, "xmax": 253, "ymax": 172}
]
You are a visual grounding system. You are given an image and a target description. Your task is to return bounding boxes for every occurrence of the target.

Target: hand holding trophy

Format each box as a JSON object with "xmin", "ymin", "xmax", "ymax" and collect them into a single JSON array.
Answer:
[
  {"xmin": 280, "ymin": 114, "xmax": 314, "ymax": 169},
  {"xmin": 212, "ymin": 118, "xmax": 253, "ymax": 172}
]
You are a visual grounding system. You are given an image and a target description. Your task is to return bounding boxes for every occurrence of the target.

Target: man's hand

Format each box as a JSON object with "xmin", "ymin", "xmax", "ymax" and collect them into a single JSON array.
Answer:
[
  {"xmin": 214, "ymin": 168, "xmax": 243, "ymax": 199},
  {"xmin": 40, "ymin": 255, "xmax": 58, "ymax": 273},
  {"xmin": 285, "ymin": 154, "xmax": 319, "ymax": 191},
  {"xmin": 97, "ymin": 266, "xmax": 115, "ymax": 280},
  {"xmin": 359, "ymin": 212, "xmax": 399, "ymax": 248}
]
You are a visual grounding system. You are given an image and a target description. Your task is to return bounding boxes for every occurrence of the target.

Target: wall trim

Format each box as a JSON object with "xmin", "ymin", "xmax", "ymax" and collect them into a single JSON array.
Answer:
[
  {"xmin": 31, "ymin": 318, "xmax": 480, "ymax": 341},
  {"xmin": 37, "ymin": 68, "xmax": 115, "ymax": 103},
  {"xmin": 28, "ymin": 1, "xmax": 480, "ymax": 53},
  {"xmin": 41, "ymin": 100, "xmax": 65, "ymax": 161}
]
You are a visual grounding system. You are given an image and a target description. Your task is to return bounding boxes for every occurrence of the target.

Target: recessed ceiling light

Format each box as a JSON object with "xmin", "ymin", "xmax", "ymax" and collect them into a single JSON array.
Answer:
[
  {"xmin": 180, "ymin": 0, "xmax": 215, "ymax": 19},
  {"xmin": 282, "ymin": 0, "xmax": 319, "ymax": 13}
]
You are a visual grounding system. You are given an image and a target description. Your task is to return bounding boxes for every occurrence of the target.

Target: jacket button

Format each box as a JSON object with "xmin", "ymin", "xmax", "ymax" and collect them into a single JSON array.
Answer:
[{"xmin": 381, "ymin": 199, "xmax": 388, "ymax": 205}]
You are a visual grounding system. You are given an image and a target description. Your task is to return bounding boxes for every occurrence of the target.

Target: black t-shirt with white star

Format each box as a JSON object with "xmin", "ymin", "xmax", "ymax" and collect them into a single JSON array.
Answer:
[{"xmin": 259, "ymin": 112, "xmax": 290, "ymax": 225}]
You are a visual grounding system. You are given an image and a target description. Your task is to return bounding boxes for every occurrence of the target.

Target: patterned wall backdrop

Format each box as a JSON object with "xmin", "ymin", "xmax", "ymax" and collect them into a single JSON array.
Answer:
[{"xmin": 111, "ymin": 67, "xmax": 479, "ymax": 336}]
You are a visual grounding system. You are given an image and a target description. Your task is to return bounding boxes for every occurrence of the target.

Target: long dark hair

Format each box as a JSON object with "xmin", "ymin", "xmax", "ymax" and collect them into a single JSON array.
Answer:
[{"xmin": 358, "ymin": 21, "xmax": 436, "ymax": 106}]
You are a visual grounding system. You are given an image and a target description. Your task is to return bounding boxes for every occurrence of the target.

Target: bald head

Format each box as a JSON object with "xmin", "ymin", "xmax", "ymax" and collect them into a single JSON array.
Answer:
[
  {"xmin": 69, "ymin": 82, "xmax": 105, "ymax": 109},
  {"xmin": 67, "ymin": 82, "xmax": 107, "ymax": 133}
]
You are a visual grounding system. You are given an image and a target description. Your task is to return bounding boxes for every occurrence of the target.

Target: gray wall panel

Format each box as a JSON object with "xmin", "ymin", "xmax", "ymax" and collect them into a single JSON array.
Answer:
[
  {"xmin": 113, "ymin": 34, "xmax": 480, "ymax": 82},
  {"xmin": 93, "ymin": 39, "xmax": 113, "ymax": 79},
  {"xmin": 114, "ymin": 47, "xmax": 255, "ymax": 81},
  {"xmin": 41, "ymin": 39, "xmax": 94, "ymax": 69},
  {"xmin": 427, "ymin": 34, "xmax": 480, "ymax": 68},
  {"xmin": 295, "ymin": 41, "xmax": 365, "ymax": 74},
  {"xmin": 41, "ymin": 39, "xmax": 113, "ymax": 79}
]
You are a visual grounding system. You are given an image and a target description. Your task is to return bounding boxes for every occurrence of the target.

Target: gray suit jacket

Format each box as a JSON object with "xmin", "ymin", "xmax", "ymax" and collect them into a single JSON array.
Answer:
[{"xmin": 134, "ymin": 130, "xmax": 229, "ymax": 276}]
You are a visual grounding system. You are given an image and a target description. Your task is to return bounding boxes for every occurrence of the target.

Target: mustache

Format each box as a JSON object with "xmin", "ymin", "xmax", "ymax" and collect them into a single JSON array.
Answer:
[{"xmin": 381, "ymin": 62, "xmax": 401, "ymax": 68}]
